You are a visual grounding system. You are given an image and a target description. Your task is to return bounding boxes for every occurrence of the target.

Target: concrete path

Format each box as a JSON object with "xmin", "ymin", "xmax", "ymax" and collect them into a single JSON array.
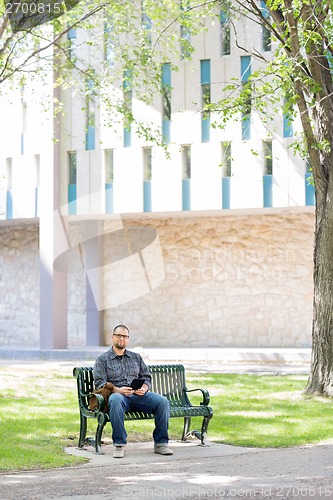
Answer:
[{"xmin": 1, "ymin": 439, "xmax": 333, "ymax": 499}]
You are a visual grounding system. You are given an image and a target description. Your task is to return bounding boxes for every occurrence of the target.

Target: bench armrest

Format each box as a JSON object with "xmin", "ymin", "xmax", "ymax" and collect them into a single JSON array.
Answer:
[
  {"xmin": 87, "ymin": 392, "xmax": 105, "ymax": 413},
  {"xmin": 185, "ymin": 388, "xmax": 210, "ymax": 406}
]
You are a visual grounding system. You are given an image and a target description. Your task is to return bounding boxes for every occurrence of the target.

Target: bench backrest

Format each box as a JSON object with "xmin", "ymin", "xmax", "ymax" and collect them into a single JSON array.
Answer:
[
  {"xmin": 73, "ymin": 364, "xmax": 190, "ymax": 408},
  {"xmin": 149, "ymin": 364, "xmax": 189, "ymax": 407}
]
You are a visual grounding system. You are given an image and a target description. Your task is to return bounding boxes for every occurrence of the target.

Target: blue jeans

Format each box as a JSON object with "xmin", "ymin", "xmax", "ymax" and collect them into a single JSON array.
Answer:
[{"xmin": 108, "ymin": 392, "xmax": 170, "ymax": 446}]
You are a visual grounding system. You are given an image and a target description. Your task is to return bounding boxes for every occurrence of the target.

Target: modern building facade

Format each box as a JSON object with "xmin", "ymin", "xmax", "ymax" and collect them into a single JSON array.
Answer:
[{"xmin": 0, "ymin": 2, "xmax": 315, "ymax": 350}]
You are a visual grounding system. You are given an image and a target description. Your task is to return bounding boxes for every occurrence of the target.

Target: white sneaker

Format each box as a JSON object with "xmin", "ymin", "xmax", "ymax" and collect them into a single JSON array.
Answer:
[
  {"xmin": 113, "ymin": 446, "xmax": 126, "ymax": 458},
  {"xmin": 154, "ymin": 446, "xmax": 173, "ymax": 455}
]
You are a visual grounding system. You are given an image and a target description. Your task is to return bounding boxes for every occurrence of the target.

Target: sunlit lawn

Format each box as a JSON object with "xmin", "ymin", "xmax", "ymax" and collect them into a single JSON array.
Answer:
[{"xmin": 1, "ymin": 363, "xmax": 333, "ymax": 471}]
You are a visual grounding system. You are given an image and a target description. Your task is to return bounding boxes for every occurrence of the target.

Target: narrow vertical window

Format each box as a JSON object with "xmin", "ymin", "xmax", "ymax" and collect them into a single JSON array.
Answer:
[
  {"xmin": 305, "ymin": 157, "xmax": 315, "ymax": 206},
  {"xmin": 221, "ymin": 142, "xmax": 231, "ymax": 177},
  {"xmin": 123, "ymin": 69, "xmax": 133, "ymax": 148},
  {"xmin": 86, "ymin": 76, "xmax": 96, "ymax": 150},
  {"xmin": 261, "ymin": 0, "xmax": 271, "ymax": 52},
  {"xmin": 162, "ymin": 63, "xmax": 171, "ymax": 144},
  {"xmin": 201, "ymin": 60, "xmax": 211, "ymax": 143},
  {"xmin": 326, "ymin": 49, "xmax": 333, "ymax": 73},
  {"xmin": 141, "ymin": 0, "xmax": 152, "ymax": 49},
  {"xmin": 6, "ymin": 158, "xmax": 12, "ymax": 190},
  {"xmin": 105, "ymin": 149, "xmax": 114, "ymax": 214},
  {"xmin": 68, "ymin": 151, "xmax": 77, "ymax": 214},
  {"xmin": 180, "ymin": 0, "xmax": 191, "ymax": 59},
  {"xmin": 220, "ymin": 5, "xmax": 230, "ymax": 55},
  {"xmin": 283, "ymin": 96, "xmax": 294, "ymax": 137},
  {"xmin": 181, "ymin": 145, "xmax": 191, "ymax": 211},
  {"xmin": 241, "ymin": 56, "xmax": 251, "ymax": 140},
  {"xmin": 6, "ymin": 158, "xmax": 13, "ymax": 219},
  {"xmin": 306, "ymin": 158, "xmax": 311, "ymax": 175},
  {"xmin": 69, "ymin": 152, "xmax": 77, "ymax": 185},
  {"xmin": 221, "ymin": 142, "xmax": 231, "ymax": 209},
  {"xmin": 263, "ymin": 140, "xmax": 272, "ymax": 175},
  {"xmin": 182, "ymin": 145, "xmax": 191, "ymax": 180},
  {"xmin": 105, "ymin": 149, "xmax": 114, "ymax": 184},
  {"xmin": 104, "ymin": 21, "xmax": 115, "ymax": 67},
  {"xmin": 143, "ymin": 147, "xmax": 152, "ymax": 181},
  {"xmin": 34, "ymin": 154, "xmax": 40, "ymax": 217},
  {"xmin": 68, "ymin": 27, "xmax": 77, "ymax": 61},
  {"xmin": 143, "ymin": 147, "xmax": 152, "ymax": 212},
  {"xmin": 34, "ymin": 155, "xmax": 40, "ymax": 187},
  {"xmin": 21, "ymin": 85, "xmax": 27, "ymax": 155},
  {"xmin": 263, "ymin": 140, "xmax": 273, "ymax": 208}
]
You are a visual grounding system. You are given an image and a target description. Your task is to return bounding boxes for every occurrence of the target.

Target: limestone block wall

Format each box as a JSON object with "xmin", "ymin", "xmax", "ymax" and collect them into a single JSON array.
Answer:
[
  {"xmin": 0, "ymin": 208, "xmax": 315, "ymax": 349},
  {"xmin": 105, "ymin": 209, "xmax": 314, "ymax": 348},
  {"xmin": 0, "ymin": 222, "xmax": 39, "ymax": 346}
]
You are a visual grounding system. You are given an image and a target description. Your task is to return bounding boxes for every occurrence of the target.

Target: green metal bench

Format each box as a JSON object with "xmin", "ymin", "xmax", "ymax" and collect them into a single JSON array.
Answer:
[{"xmin": 73, "ymin": 364, "xmax": 213, "ymax": 454}]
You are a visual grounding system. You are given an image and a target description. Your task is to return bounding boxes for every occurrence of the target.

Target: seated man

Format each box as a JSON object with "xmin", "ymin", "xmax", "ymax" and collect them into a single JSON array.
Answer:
[{"xmin": 93, "ymin": 324, "xmax": 173, "ymax": 459}]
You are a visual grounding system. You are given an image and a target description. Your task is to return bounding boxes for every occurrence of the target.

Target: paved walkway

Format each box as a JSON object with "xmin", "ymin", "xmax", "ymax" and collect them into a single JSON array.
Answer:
[
  {"xmin": 2, "ymin": 352, "xmax": 331, "ymax": 500},
  {"xmin": 2, "ymin": 439, "xmax": 333, "ymax": 499}
]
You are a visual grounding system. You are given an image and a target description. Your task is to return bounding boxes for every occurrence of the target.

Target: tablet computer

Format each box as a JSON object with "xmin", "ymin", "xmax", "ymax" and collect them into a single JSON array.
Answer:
[{"xmin": 130, "ymin": 378, "xmax": 145, "ymax": 390}]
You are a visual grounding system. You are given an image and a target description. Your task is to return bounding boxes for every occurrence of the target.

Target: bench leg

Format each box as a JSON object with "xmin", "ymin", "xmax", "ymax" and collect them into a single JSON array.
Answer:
[
  {"xmin": 181, "ymin": 417, "xmax": 191, "ymax": 441},
  {"xmin": 199, "ymin": 415, "xmax": 213, "ymax": 446},
  {"xmin": 78, "ymin": 413, "xmax": 87, "ymax": 449},
  {"xmin": 95, "ymin": 414, "xmax": 108, "ymax": 454}
]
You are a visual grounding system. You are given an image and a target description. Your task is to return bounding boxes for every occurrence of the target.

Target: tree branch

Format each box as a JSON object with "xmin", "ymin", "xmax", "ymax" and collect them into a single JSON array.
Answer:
[{"xmin": 0, "ymin": 3, "xmax": 107, "ymax": 83}]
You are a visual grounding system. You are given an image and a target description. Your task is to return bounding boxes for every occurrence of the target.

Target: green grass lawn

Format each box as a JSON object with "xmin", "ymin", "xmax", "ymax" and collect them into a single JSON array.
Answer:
[{"xmin": 1, "ymin": 364, "xmax": 333, "ymax": 472}]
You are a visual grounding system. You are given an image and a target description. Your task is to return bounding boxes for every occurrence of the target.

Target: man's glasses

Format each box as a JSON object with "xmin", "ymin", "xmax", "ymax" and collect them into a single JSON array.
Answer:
[{"xmin": 113, "ymin": 334, "xmax": 130, "ymax": 339}]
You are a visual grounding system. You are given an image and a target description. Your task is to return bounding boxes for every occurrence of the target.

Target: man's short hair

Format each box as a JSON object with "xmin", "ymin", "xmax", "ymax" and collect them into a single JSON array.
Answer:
[{"xmin": 113, "ymin": 324, "xmax": 130, "ymax": 335}]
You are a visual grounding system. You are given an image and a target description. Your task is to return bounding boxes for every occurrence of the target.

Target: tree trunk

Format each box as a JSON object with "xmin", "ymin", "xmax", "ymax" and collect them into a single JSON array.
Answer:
[{"xmin": 306, "ymin": 176, "xmax": 333, "ymax": 396}]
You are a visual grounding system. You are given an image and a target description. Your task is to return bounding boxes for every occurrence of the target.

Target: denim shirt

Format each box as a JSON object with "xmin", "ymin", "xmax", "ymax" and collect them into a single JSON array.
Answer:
[{"xmin": 93, "ymin": 347, "xmax": 152, "ymax": 390}]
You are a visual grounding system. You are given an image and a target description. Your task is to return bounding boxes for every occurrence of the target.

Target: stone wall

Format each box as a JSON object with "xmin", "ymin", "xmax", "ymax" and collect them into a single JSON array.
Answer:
[
  {"xmin": 0, "ymin": 208, "xmax": 315, "ymax": 349},
  {"xmin": 0, "ymin": 221, "xmax": 40, "ymax": 347},
  {"xmin": 104, "ymin": 209, "xmax": 314, "ymax": 348}
]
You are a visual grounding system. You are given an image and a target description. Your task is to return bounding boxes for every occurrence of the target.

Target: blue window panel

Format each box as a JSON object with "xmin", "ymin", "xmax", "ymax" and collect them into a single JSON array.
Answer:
[
  {"xmin": 143, "ymin": 181, "xmax": 152, "ymax": 212},
  {"xmin": 305, "ymin": 173, "xmax": 315, "ymax": 206},
  {"xmin": 283, "ymin": 114, "xmax": 293, "ymax": 137},
  {"xmin": 201, "ymin": 116, "xmax": 210, "ymax": 143},
  {"xmin": 220, "ymin": 9, "xmax": 228, "ymax": 23},
  {"xmin": 162, "ymin": 120, "xmax": 171, "ymax": 144},
  {"xmin": 142, "ymin": 9, "xmax": 152, "ymax": 31},
  {"xmin": 68, "ymin": 184, "xmax": 77, "ymax": 215},
  {"xmin": 123, "ymin": 69, "xmax": 132, "ymax": 91},
  {"xmin": 35, "ymin": 187, "xmax": 39, "ymax": 218},
  {"xmin": 241, "ymin": 55, "xmax": 251, "ymax": 81},
  {"xmin": 241, "ymin": 56, "xmax": 251, "ymax": 140},
  {"xmin": 326, "ymin": 50, "xmax": 333, "ymax": 73},
  {"xmin": 86, "ymin": 125, "xmax": 95, "ymax": 150},
  {"xmin": 68, "ymin": 28, "xmax": 76, "ymax": 39},
  {"xmin": 200, "ymin": 60, "xmax": 210, "ymax": 84},
  {"xmin": 162, "ymin": 63, "xmax": 171, "ymax": 85},
  {"xmin": 124, "ymin": 128, "xmax": 131, "ymax": 147},
  {"xmin": 182, "ymin": 179, "xmax": 191, "ymax": 211},
  {"xmin": 260, "ymin": 0, "xmax": 269, "ymax": 18},
  {"xmin": 105, "ymin": 183, "xmax": 114, "ymax": 213},
  {"xmin": 222, "ymin": 177, "xmax": 230, "ymax": 209},
  {"xmin": 21, "ymin": 133, "xmax": 24, "ymax": 155},
  {"xmin": 242, "ymin": 115, "xmax": 251, "ymax": 140},
  {"xmin": 263, "ymin": 174, "xmax": 273, "ymax": 207},
  {"xmin": 6, "ymin": 190, "xmax": 13, "ymax": 219},
  {"xmin": 162, "ymin": 64, "xmax": 171, "ymax": 143}
]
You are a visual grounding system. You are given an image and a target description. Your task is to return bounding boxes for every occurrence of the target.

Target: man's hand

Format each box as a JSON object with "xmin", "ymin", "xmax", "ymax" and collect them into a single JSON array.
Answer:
[
  {"xmin": 114, "ymin": 386, "xmax": 134, "ymax": 396},
  {"xmin": 134, "ymin": 383, "xmax": 149, "ymax": 396}
]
